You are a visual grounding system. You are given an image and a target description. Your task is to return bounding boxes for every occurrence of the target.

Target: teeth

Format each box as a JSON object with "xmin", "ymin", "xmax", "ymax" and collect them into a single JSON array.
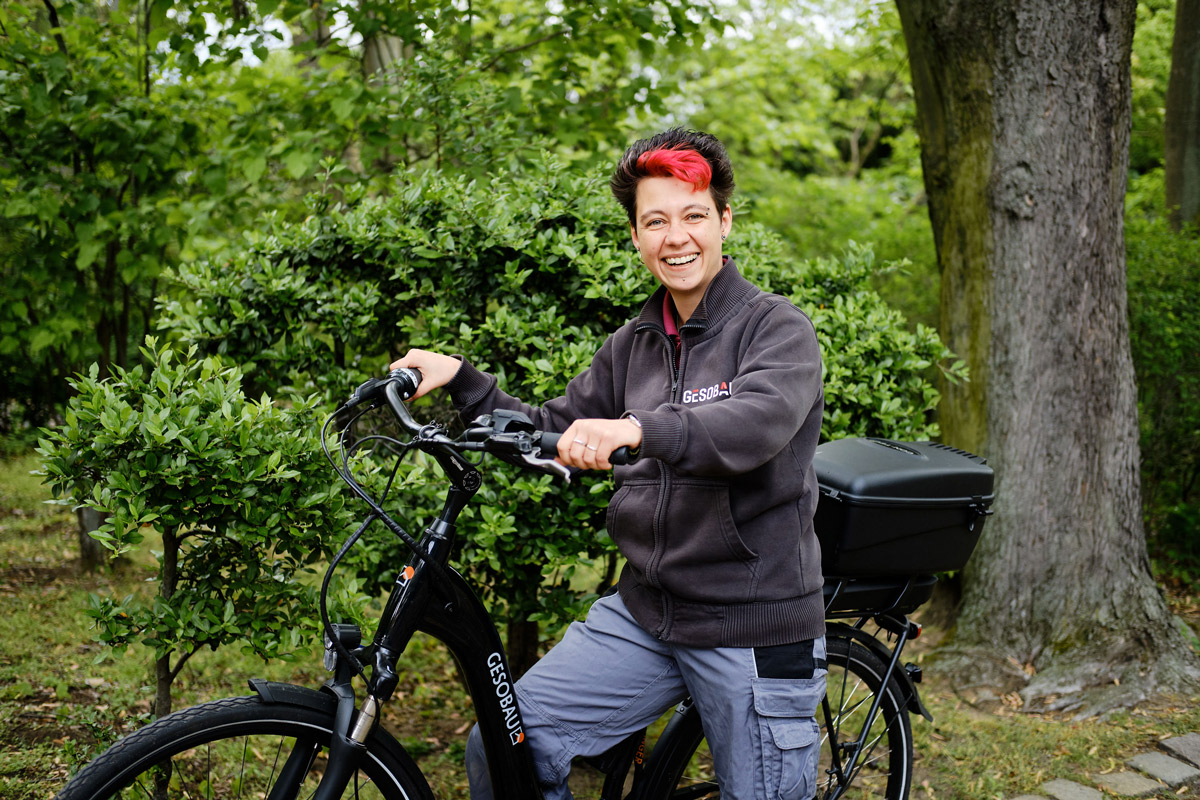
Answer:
[{"xmin": 665, "ymin": 254, "xmax": 698, "ymax": 265}]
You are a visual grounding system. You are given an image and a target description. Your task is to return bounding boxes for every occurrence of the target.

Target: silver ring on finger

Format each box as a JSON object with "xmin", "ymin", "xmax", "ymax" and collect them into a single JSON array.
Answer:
[
  {"xmin": 574, "ymin": 438, "xmax": 587, "ymax": 445},
  {"xmin": 587, "ymin": 444, "xmax": 598, "ymax": 451}
]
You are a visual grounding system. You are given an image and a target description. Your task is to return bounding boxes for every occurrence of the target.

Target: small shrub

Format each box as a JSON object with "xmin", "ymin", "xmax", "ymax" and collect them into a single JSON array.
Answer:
[{"xmin": 38, "ymin": 339, "xmax": 354, "ymax": 715}]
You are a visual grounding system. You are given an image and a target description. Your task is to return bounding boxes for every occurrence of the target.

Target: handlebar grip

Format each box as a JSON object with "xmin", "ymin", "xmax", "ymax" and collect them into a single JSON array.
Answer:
[
  {"xmin": 389, "ymin": 367, "xmax": 423, "ymax": 401},
  {"xmin": 539, "ymin": 432, "xmax": 562, "ymax": 453},
  {"xmin": 345, "ymin": 367, "xmax": 424, "ymax": 409},
  {"xmin": 610, "ymin": 446, "xmax": 635, "ymax": 466},
  {"xmin": 537, "ymin": 432, "xmax": 636, "ymax": 465}
]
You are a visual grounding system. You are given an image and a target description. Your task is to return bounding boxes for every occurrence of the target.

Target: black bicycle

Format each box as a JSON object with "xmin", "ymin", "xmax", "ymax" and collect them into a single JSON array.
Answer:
[{"xmin": 55, "ymin": 368, "xmax": 993, "ymax": 800}]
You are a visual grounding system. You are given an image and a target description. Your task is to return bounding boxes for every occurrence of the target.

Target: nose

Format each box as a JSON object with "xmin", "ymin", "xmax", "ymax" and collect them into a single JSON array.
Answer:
[{"xmin": 664, "ymin": 221, "xmax": 689, "ymax": 246}]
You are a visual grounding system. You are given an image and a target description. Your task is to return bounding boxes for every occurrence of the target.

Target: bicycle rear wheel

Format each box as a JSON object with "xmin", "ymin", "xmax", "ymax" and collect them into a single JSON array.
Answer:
[
  {"xmin": 54, "ymin": 694, "xmax": 433, "ymax": 800},
  {"xmin": 819, "ymin": 633, "xmax": 913, "ymax": 799},
  {"xmin": 640, "ymin": 633, "xmax": 913, "ymax": 799}
]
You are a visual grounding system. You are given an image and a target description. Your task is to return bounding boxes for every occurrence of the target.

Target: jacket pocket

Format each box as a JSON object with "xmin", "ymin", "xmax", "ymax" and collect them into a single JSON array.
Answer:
[
  {"xmin": 607, "ymin": 481, "xmax": 657, "ymax": 580},
  {"xmin": 656, "ymin": 481, "xmax": 759, "ymax": 603}
]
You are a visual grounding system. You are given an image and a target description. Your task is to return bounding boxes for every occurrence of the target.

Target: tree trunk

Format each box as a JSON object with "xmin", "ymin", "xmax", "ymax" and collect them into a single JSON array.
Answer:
[
  {"xmin": 154, "ymin": 651, "xmax": 174, "ymax": 720},
  {"xmin": 896, "ymin": 0, "xmax": 1200, "ymax": 714},
  {"xmin": 1166, "ymin": 0, "xmax": 1200, "ymax": 229},
  {"xmin": 362, "ymin": 33, "xmax": 407, "ymax": 76},
  {"xmin": 75, "ymin": 506, "xmax": 109, "ymax": 571},
  {"xmin": 154, "ymin": 529, "xmax": 179, "ymax": 719},
  {"xmin": 506, "ymin": 617, "xmax": 540, "ymax": 680}
]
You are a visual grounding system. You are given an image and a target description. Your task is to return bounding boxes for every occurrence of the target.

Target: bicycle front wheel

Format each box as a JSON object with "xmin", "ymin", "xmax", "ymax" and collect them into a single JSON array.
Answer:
[
  {"xmin": 640, "ymin": 632, "xmax": 913, "ymax": 800},
  {"xmin": 54, "ymin": 694, "xmax": 434, "ymax": 800}
]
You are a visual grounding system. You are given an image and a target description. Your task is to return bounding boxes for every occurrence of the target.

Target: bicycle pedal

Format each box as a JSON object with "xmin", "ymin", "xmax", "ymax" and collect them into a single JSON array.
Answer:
[{"xmin": 904, "ymin": 662, "xmax": 923, "ymax": 683}]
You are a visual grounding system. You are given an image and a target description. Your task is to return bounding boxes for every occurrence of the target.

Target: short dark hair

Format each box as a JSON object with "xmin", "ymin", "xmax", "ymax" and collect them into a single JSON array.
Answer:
[{"xmin": 610, "ymin": 128, "xmax": 735, "ymax": 226}]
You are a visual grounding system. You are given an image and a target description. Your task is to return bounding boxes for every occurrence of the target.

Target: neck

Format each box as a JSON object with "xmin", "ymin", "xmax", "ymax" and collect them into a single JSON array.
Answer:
[{"xmin": 669, "ymin": 291, "xmax": 699, "ymax": 324}]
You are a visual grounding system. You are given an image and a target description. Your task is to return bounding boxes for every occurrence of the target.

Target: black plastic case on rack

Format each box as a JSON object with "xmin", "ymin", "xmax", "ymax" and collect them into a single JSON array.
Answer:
[{"xmin": 813, "ymin": 438, "xmax": 995, "ymax": 577}]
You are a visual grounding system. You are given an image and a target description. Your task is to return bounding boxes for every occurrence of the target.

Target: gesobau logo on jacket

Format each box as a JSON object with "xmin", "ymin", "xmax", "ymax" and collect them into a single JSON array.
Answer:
[{"xmin": 681, "ymin": 380, "xmax": 731, "ymax": 404}]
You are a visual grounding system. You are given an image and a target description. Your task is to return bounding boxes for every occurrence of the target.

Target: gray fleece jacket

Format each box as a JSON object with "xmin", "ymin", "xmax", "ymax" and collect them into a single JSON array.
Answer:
[{"xmin": 445, "ymin": 257, "xmax": 825, "ymax": 647}]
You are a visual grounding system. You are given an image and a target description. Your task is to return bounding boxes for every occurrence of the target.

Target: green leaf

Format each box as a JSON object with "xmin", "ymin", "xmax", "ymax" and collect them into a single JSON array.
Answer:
[
  {"xmin": 242, "ymin": 154, "xmax": 267, "ymax": 184},
  {"xmin": 3, "ymin": 197, "xmax": 36, "ymax": 217},
  {"xmin": 77, "ymin": 240, "xmax": 104, "ymax": 270},
  {"xmin": 331, "ymin": 95, "xmax": 354, "ymax": 121},
  {"xmin": 283, "ymin": 150, "xmax": 312, "ymax": 179},
  {"xmin": 28, "ymin": 329, "xmax": 56, "ymax": 355}
]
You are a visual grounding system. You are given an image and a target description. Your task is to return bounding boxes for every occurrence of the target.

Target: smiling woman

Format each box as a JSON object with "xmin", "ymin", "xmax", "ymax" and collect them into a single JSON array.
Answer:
[
  {"xmin": 609, "ymin": 129, "xmax": 737, "ymax": 321},
  {"xmin": 393, "ymin": 128, "xmax": 829, "ymax": 800}
]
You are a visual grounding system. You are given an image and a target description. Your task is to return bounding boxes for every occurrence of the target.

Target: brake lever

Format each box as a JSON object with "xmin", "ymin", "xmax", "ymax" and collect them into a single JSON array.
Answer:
[{"xmin": 516, "ymin": 452, "xmax": 572, "ymax": 483}]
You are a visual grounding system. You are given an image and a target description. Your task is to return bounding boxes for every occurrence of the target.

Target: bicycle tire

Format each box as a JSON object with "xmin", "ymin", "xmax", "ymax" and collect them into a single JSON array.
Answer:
[
  {"xmin": 54, "ymin": 694, "xmax": 434, "ymax": 800},
  {"xmin": 638, "ymin": 633, "xmax": 913, "ymax": 799}
]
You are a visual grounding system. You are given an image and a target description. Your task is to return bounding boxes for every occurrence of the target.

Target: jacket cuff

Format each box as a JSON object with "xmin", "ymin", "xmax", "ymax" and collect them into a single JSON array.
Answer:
[
  {"xmin": 444, "ymin": 357, "xmax": 494, "ymax": 409},
  {"xmin": 627, "ymin": 408, "xmax": 683, "ymax": 463}
]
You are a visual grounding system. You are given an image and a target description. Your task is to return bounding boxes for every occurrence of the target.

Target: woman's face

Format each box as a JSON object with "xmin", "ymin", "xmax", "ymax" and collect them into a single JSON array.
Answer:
[{"xmin": 630, "ymin": 176, "xmax": 732, "ymax": 313}]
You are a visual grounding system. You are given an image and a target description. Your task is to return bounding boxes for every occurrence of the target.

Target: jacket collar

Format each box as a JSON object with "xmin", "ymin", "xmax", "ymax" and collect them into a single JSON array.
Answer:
[{"xmin": 635, "ymin": 256, "xmax": 756, "ymax": 335}]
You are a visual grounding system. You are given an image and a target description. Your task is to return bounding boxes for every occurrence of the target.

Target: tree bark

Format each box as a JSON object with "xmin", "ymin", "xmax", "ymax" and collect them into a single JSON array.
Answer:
[
  {"xmin": 506, "ymin": 617, "xmax": 540, "ymax": 681},
  {"xmin": 1166, "ymin": 0, "xmax": 1200, "ymax": 229},
  {"xmin": 896, "ymin": 0, "xmax": 1200, "ymax": 714},
  {"xmin": 75, "ymin": 506, "xmax": 108, "ymax": 571},
  {"xmin": 154, "ymin": 529, "xmax": 179, "ymax": 720}
]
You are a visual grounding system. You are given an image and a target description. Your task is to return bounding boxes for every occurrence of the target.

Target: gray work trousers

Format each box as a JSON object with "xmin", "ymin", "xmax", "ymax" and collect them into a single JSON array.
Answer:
[{"xmin": 466, "ymin": 593, "xmax": 826, "ymax": 800}]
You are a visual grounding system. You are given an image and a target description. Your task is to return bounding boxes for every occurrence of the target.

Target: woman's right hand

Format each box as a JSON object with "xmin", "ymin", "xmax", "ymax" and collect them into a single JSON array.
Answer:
[{"xmin": 389, "ymin": 349, "xmax": 462, "ymax": 399}]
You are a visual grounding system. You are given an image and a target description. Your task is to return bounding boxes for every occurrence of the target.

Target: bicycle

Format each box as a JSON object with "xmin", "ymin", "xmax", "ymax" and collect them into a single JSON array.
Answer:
[{"xmin": 55, "ymin": 368, "xmax": 993, "ymax": 800}]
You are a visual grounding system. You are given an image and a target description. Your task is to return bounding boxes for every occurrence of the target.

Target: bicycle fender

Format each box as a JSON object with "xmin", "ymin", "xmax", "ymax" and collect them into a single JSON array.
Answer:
[
  {"xmin": 247, "ymin": 679, "xmax": 420, "ymax": 757},
  {"xmin": 827, "ymin": 624, "xmax": 933, "ymax": 722},
  {"xmin": 248, "ymin": 678, "xmax": 340, "ymax": 710}
]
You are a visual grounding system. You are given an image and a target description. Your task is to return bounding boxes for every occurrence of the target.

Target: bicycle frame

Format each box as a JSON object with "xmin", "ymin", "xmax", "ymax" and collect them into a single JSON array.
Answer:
[{"xmin": 309, "ymin": 377, "xmax": 568, "ymax": 800}]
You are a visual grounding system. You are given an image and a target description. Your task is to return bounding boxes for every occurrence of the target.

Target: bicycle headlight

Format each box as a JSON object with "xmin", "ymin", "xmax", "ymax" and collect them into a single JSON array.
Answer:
[{"xmin": 323, "ymin": 623, "xmax": 363, "ymax": 672}]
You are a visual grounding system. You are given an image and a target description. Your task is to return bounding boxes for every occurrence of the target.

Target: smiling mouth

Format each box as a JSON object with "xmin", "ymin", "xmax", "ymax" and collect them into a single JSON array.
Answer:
[{"xmin": 664, "ymin": 254, "xmax": 699, "ymax": 266}]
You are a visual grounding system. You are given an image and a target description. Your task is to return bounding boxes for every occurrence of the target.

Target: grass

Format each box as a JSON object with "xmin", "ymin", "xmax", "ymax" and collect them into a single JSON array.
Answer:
[
  {"xmin": 1, "ymin": 449, "xmax": 1199, "ymax": 799},
  {"xmin": 909, "ymin": 685, "xmax": 1200, "ymax": 799}
]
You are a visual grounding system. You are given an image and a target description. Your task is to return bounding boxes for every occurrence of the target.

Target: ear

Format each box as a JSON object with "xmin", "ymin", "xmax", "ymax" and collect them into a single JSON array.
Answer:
[
  {"xmin": 721, "ymin": 205, "xmax": 732, "ymax": 239},
  {"xmin": 630, "ymin": 222, "xmax": 640, "ymax": 251}
]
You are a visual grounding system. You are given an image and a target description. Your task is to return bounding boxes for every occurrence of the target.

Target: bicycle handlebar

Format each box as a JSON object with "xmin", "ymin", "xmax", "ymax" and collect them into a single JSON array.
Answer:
[{"xmin": 340, "ymin": 368, "xmax": 636, "ymax": 484}]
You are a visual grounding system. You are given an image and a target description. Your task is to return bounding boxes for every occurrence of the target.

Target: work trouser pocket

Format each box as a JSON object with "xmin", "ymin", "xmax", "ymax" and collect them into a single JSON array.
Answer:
[{"xmin": 752, "ymin": 675, "xmax": 825, "ymax": 799}]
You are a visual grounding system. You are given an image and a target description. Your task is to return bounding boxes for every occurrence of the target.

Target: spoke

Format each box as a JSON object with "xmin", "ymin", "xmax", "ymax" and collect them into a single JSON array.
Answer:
[
  {"xmin": 853, "ymin": 729, "xmax": 892, "ymax": 774},
  {"xmin": 129, "ymin": 774, "xmax": 154, "ymax": 799},
  {"xmin": 833, "ymin": 693, "xmax": 871, "ymax": 727},
  {"xmin": 834, "ymin": 679, "xmax": 870, "ymax": 717},
  {"xmin": 822, "ymin": 657, "xmax": 899, "ymax": 798},
  {"xmin": 302, "ymin": 773, "xmax": 318, "ymax": 800},
  {"xmin": 269, "ymin": 737, "xmax": 284, "ymax": 791},
  {"xmin": 238, "ymin": 737, "xmax": 249, "ymax": 800}
]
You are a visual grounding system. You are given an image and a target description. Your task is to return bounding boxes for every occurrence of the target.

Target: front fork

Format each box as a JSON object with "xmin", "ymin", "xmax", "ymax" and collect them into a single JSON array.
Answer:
[
  {"xmin": 258, "ymin": 624, "xmax": 378, "ymax": 800},
  {"xmin": 312, "ymin": 624, "xmax": 381, "ymax": 800}
]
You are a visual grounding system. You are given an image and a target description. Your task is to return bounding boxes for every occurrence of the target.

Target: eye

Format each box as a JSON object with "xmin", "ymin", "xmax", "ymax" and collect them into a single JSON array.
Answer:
[
  {"xmin": 644, "ymin": 219, "xmax": 665, "ymax": 229},
  {"xmin": 687, "ymin": 213, "xmax": 708, "ymax": 222}
]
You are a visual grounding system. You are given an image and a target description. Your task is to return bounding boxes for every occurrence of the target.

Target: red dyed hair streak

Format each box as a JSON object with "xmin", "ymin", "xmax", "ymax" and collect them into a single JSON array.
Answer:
[
  {"xmin": 635, "ymin": 148, "xmax": 713, "ymax": 193},
  {"xmin": 611, "ymin": 129, "xmax": 734, "ymax": 224}
]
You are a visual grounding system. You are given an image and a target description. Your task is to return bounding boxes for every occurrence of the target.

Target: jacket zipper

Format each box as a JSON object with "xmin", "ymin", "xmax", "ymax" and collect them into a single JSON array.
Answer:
[{"xmin": 647, "ymin": 329, "xmax": 685, "ymax": 637}]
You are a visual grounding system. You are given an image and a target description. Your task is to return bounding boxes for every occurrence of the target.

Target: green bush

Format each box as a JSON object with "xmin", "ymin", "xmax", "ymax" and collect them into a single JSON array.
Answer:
[
  {"xmin": 37, "ymin": 339, "xmax": 353, "ymax": 715},
  {"xmin": 1126, "ymin": 171, "xmax": 1200, "ymax": 586},
  {"xmin": 152, "ymin": 157, "xmax": 962, "ymax": 671}
]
